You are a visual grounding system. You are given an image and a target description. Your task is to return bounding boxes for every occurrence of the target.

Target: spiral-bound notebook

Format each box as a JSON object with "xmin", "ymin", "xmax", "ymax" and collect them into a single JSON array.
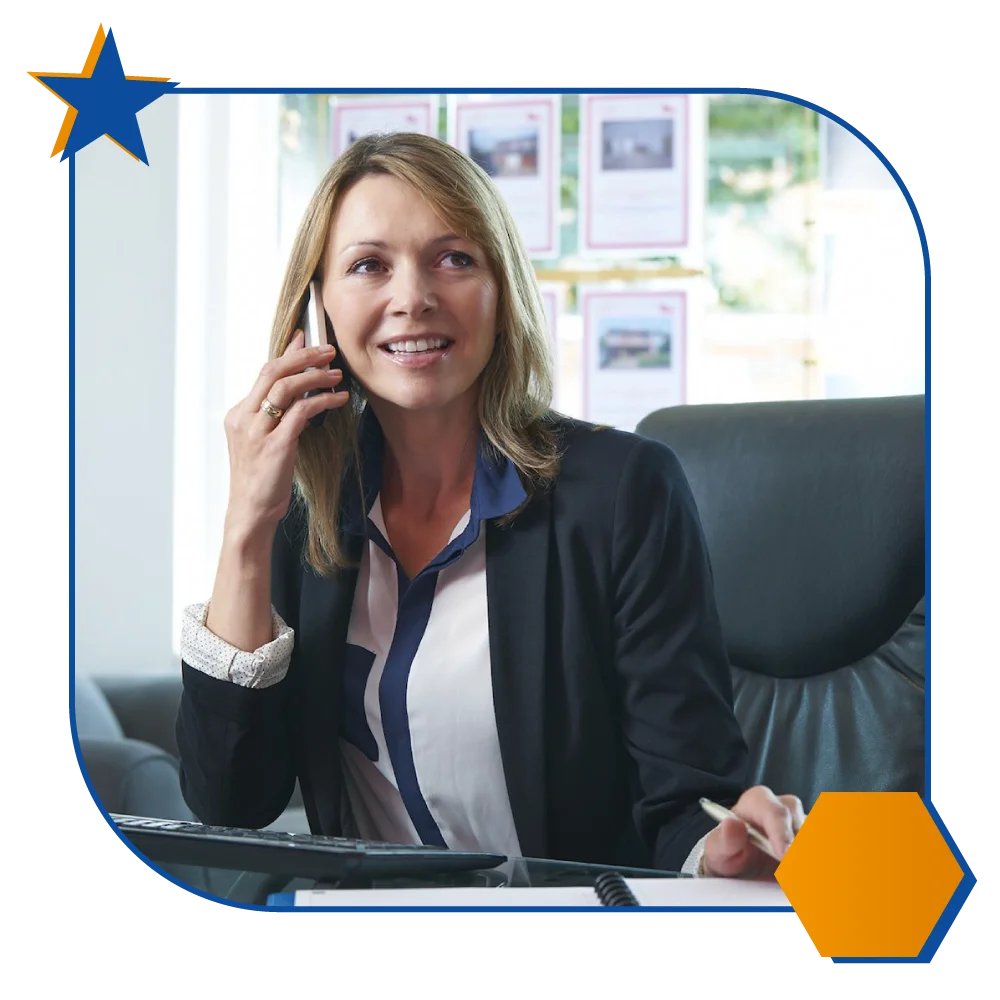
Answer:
[
  {"xmin": 593, "ymin": 871, "xmax": 640, "ymax": 905},
  {"xmin": 268, "ymin": 878, "xmax": 791, "ymax": 908}
]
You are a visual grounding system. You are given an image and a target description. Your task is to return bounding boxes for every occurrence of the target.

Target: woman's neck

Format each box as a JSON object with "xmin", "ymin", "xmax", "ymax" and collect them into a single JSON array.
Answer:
[{"xmin": 370, "ymin": 396, "xmax": 480, "ymax": 520}]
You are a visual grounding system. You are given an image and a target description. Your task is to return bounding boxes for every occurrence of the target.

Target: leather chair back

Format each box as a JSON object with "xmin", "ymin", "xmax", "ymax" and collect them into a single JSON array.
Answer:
[{"xmin": 636, "ymin": 395, "xmax": 925, "ymax": 809}]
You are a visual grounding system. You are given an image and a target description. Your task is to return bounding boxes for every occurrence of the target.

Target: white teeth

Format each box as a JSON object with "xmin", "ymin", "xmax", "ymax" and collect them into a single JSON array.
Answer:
[{"xmin": 385, "ymin": 337, "xmax": 449, "ymax": 353}]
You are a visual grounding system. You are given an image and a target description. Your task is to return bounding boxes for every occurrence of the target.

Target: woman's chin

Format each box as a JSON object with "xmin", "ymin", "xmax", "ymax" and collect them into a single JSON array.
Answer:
[
  {"xmin": 368, "ymin": 388, "xmax": 469, "ymax": 416},
  {"xmin": 365, "ymin": 378, "xmax": 480, "ymax": 417}
]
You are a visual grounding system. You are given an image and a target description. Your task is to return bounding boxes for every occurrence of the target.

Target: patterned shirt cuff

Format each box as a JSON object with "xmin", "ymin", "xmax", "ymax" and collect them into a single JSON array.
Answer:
[
  {"xmin": 181, "ymin": 601, "xmax": 294, "ymax": 689},
  {"xmin": 681, "ymin": 831, "xmax": 711, "ymax": 877}
]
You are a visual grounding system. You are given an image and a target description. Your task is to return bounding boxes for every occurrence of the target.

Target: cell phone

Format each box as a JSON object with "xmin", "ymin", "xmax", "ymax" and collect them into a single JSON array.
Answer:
[
  {"xmin": 302, "ymin": 279, "xmax": 329, "ymax": 352},
  {"xmin": 301, "ymin": 279, "xmax": 333, "ymax": 427}
]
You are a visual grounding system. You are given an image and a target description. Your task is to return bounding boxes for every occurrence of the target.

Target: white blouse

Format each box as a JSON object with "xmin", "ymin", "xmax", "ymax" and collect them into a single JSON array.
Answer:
[{"xmin": 180, "ymin": 419, "xmax": 707, "ymax": 873}]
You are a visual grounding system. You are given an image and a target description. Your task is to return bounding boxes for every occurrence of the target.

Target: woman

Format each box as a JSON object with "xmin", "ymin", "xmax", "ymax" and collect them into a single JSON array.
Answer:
[{"xmin": 177, "ymin": 132, "xmax": 803, "ymax": 878}]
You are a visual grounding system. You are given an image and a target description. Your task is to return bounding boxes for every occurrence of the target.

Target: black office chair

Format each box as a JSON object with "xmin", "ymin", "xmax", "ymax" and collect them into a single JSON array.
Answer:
[{"xmin": 637, "ymin": 395, "xmax": 925, "ymax": 810}]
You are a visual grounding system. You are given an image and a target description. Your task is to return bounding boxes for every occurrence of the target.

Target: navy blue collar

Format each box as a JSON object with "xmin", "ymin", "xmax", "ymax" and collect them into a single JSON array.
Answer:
[{"xmin": 341, "ymin": 406, "xmax": 527, "ymax": 538}]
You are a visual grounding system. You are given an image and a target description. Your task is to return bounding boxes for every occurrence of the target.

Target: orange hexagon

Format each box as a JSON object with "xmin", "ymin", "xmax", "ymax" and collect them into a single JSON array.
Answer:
[{"xmin": 776, "ymin": 792, "xmax": 964, "ymax": 958}]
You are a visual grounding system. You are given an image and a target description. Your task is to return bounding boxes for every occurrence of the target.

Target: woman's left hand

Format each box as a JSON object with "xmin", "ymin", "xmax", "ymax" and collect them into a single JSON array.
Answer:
[{"xmin": 701, "ymin": 785, "xmax": 806, "ymax": 878}]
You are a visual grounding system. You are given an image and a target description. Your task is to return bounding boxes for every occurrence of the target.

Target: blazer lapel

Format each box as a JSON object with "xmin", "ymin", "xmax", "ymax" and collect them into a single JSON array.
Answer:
[
  {"xmin": 295, "ymin": 535, "xmax": 362, "ymax": 834},
  {"xmin": 486, "ymin": 492, "xmax": 551, "ymax": 860}
]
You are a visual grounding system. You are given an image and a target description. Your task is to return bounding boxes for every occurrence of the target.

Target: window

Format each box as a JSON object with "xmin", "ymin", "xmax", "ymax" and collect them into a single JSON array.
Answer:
[
  {"xmin": 277, "ymin": 91, "xmax": 923, "ymax": 409},
  {"xmin": 171, "ymin": 91, "xmax": 924, "ymax": 649}
]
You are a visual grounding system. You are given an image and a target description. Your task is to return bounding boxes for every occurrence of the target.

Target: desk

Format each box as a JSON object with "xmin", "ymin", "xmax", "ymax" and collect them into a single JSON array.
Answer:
[
  {"xmin": 161, "ymin": 854, "xmax": 683, "ymax": 906},
  {"xmin": 145, "ymin": 852, "xmax": 790, "ymax": 907}
]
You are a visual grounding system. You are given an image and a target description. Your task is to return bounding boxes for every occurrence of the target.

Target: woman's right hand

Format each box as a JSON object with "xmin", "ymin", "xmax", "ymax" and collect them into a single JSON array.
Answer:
[{"xmin": 221, "ymin": 330, "xmax": 350, "ymax": 540}]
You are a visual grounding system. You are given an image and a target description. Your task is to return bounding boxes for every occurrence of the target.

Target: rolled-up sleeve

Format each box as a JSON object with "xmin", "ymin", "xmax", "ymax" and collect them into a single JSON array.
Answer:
[{"xmin": 180, "ymin": 601, "xmax": 294, "ymax": 689}]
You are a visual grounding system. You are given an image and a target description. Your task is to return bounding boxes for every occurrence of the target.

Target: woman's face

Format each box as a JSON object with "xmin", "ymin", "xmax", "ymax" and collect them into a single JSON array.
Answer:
[{"xmin": 321, "ymin": 173, "xmax": 499, "ymax": 418}]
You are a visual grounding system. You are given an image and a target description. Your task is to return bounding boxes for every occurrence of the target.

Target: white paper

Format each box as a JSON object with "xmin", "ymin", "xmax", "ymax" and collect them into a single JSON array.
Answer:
[
  {"xmin": 537, "ymin": 283, "xmax": 562, "ymax": 357},
  {"xmin": 538, "ymin": 285, "xmax": 560, "ymax": 407},
  {"xmin": 629, "ymin": 877, "xmax": 789, "ymax": 907},
  {"xmin": 330, "ymin": 96, "xmax": 437, "ymax": 158},
  {"xmin": 539, "ymin": 287, "xmax": 559, "ymax": 347},
  {"xmin": 580, "ymin": 94, "xmax": 690, "ymax": 253},
  {"xmin": 449, "ymin": 95, "xmax": 561, "ymax": 258},
  {"xmin": 581, "ymin": 288, "xmax": 687, "ymax": 430},
  {"xmin": 288, "ymin": 886, "xmax": 596, "ymax": 907},
  {"xmin": 284, "ymin": 878, "xmax": 790, "ymax": 908},
  {"xmin": 553, "ymin": 313, "xmax": 584, "ymax": 418}
]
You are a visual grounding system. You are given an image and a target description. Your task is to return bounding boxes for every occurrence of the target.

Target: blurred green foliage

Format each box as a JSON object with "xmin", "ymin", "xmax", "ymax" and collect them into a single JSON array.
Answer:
[{"xmin": 708, "ymin": 95, "xmax": 819, "ymax": 205}]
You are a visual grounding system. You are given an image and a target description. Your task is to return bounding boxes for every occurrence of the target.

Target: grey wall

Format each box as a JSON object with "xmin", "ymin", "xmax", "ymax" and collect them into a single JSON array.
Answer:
[{"xmin": 75, "ymin": 97, "xmax": 179, "ymax": 675}]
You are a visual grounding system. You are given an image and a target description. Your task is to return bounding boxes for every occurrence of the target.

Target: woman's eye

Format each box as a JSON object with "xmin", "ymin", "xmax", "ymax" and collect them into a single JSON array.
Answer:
[
  {"xmin": 349, "ymin": 258, "xmax": 384, "ymax": 274},
  {"xmin": 441, "ymin": 251, "xmax": 474, "ymax": 268}
]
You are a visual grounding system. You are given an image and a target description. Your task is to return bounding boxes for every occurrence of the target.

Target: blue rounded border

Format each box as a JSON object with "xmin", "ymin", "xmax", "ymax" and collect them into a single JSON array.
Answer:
[{"xmin": 68, "ymin": 86, "xmax": 967, "ymax": 948}]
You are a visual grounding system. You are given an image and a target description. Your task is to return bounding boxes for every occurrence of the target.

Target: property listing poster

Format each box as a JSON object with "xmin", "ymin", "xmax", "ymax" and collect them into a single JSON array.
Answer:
[
  {"xmin": 330, "ymin": 95, "xmax": 438, "ymax": 158},
  {"xmin": 581, "ymin": 289, "xmax": 686, "ymax": 430},
  {"xmin": 542, "ymin": 289, "xmax": 558, "ymax": 345},
  {"xmin": 537, "ymin": 284, "xmax": 560, "ymax": 347},
  {"xmin": 449, "ymin": 95, "xmax": 561, "ymax": 258},
  {"xmin": 537, "ymin": 282, "xmax": 561, "ymax": 402},
  {"xmin": 580, "ymin": 94, "xmax": 690, "ymax": 253}
]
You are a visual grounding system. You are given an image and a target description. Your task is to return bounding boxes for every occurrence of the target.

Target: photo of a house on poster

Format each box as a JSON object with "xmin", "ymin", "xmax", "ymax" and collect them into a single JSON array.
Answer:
[
  {"xmin": 580, "ymin": 94, "xmax": 690, "ymax": 253},
  {"xmin": 581, "ymin": 289, "xmax": 686, "ymax": 430},
  {"xmin": 330, "ymin": 96, "xmax": 437, "ymax": 158},
  {"xmin": 449, "ymin": 96, "xmax": 561, "ymax": 259}
]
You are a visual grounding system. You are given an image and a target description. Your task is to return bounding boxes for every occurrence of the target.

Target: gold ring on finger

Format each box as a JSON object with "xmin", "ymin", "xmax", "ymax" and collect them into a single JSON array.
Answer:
[{"xmin": 260, "ymin": 398, "xmax": 284, "ymax": 421}]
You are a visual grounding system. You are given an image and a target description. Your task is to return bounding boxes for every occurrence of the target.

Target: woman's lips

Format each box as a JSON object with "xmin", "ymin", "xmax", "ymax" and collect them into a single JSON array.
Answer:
[{"xmin": 380, "ymin": 343, "xmax": 452, "ymax": 368}]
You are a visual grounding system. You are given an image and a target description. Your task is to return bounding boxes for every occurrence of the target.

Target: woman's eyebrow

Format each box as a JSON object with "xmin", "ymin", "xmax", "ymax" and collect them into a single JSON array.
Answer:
[
  {"xmin": 338, "ymin": 239, "xmax": 389, "ymax": 256},
  {"xmin": 337, "ymin": 233, "xmax": 472, "ymax": 256}
]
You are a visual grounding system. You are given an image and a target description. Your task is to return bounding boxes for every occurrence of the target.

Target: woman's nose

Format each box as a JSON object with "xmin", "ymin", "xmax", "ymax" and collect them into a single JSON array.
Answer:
[{"xmin": 389, "ymin": 262, "xmax": 436, "ymax": 317}]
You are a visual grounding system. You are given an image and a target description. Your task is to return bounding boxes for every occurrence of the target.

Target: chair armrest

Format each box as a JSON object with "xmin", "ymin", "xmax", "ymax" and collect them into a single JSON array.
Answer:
[
  {"xmin": 95, "ymin": 674, "xmax": 307, "ymax": 815},
  {"xmin": 79, "ymin": 736, "xmax": 193, "ymax": 821},
  {"xmin": 94, "ymin": 674, "xmax": 183, "ymax": 758}
]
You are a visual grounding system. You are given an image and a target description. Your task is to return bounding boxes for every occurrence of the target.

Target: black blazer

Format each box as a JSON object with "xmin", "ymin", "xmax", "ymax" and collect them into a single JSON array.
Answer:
[{"xmin": 177, "ymin": 418, "xmax": 748, "ymax": 872}]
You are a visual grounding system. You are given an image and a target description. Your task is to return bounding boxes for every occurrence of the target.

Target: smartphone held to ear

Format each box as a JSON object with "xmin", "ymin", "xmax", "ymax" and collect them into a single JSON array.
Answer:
[
  {"xmin": 302, "ymin": 279, "xmax": 333, "ymax": 428},
  {"xmin": 303, "ymin": 280, "xmax": 328, "ymax": 353}
]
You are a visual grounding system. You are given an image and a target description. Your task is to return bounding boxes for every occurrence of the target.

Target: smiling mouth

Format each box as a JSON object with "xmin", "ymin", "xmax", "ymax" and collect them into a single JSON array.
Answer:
[{"xmin": 381, "ymin": 336, "xmax": 452, "ymax": 355}]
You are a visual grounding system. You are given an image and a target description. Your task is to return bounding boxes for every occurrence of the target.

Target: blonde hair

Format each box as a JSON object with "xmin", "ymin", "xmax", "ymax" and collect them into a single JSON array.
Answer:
[{"xmin": 268, "ymin": 132, "xmax": 561, "ymax": 575}]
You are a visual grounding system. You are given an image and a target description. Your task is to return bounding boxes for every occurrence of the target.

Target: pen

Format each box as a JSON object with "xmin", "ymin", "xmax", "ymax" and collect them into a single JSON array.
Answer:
[{"xmin": 699, "ymin": 797, "xmax": 781, "ymax": 862}]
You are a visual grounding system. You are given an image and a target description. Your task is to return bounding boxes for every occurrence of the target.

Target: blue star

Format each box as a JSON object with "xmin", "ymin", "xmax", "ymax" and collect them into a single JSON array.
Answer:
[{"xmin": 31, "ymin": 26, "xmax": 179, "ymax": 164}]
